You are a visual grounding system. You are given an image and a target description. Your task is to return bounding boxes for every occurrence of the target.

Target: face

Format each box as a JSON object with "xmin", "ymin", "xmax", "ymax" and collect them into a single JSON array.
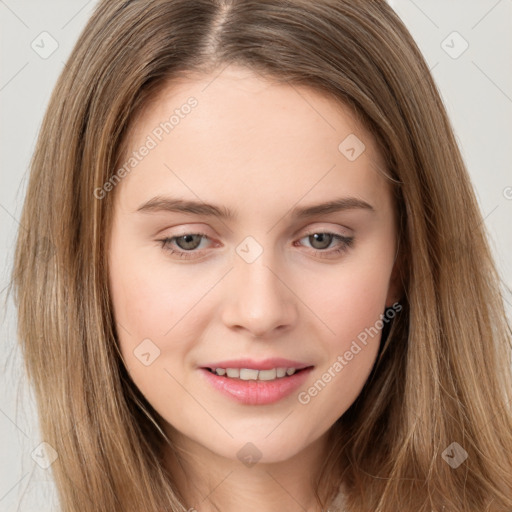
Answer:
[{"xmin": 107, "ymin": 66, "xmax": 399, "ymax": 465}]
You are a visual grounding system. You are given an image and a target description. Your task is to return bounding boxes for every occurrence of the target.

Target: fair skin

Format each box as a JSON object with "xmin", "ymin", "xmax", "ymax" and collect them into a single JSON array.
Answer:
[{"xmin": 108, "ymin": 65, "xmax": 400, "ymax": 512}]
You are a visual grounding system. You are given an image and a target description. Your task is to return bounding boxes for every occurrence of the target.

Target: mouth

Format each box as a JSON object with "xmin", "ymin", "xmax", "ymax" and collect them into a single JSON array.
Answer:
[
  {"xmin": 202, "ymin": 366, "xmax": 313, "ymax": 381},
  {"xmin": 199, "ymin": 365, "xmax": 315, "ymax": 405}
]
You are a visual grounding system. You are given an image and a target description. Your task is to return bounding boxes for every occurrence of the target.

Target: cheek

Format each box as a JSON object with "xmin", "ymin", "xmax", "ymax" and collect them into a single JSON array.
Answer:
[
  {"xmin": 108, "ymin": 249, "xmax": 225, "ymax": 398},
  {"xmin": 304, "ymin": 259, "xmax": 392, "ymax": 345},
  {"xmin": 109, "ymin": 249, "xmax": 214, "ymax": 342},
  {"xmin": 108, "ymin": 260, "xmax": 197, "ymax": 412},
  {"xmin": 293, "ymin": 264, "xmax": 389, "ymax": 423}
]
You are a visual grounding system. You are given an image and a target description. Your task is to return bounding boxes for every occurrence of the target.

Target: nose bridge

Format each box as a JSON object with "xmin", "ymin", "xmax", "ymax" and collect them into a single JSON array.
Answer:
[{"xmin": 221, "ymin": 238, "xmax": 297, "ymax": 336}]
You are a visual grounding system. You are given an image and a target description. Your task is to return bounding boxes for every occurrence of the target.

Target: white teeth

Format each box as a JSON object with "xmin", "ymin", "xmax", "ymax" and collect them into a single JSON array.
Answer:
[
  {"xmin": 212, "ymin": 367, "xmax": 299, "ymax": 381},
  {"xmin": 258, "ymin": 369, "xmax": 277, "ymax": 381},
  {"xmin": 239, "ymin": 368, "xmax": 259, "ymax": 380}
]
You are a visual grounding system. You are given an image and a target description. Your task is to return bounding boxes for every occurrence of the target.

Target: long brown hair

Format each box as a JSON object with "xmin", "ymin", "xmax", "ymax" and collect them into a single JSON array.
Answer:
[{"xmin": 10, "ymin": 1, "xmax": 512, "ymax": 510}]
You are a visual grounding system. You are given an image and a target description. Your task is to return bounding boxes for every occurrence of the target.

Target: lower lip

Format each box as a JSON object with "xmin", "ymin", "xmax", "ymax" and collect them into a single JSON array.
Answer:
[{"xmin": 199, "ymin": 367, "xmax": 314, "ymax": 405}]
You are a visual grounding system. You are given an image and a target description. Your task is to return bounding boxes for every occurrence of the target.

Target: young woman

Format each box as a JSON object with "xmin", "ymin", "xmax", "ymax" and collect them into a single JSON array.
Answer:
[{"xmin": 10, "ymin": 1, "xmax": 512, "ymax": 511}]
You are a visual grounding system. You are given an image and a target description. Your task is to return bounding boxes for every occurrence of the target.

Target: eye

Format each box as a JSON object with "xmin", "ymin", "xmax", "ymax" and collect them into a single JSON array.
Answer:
[
  {"xmin": 157, "ymin": 231, "xmax": 354, "ymax": 260},
  {"xmin": 296, "ymin": 231, "xmax": 354, "ymax": 258},
  {"xmin": 158, "ymin": 233, "xmax": 212, "ymax": 260}
]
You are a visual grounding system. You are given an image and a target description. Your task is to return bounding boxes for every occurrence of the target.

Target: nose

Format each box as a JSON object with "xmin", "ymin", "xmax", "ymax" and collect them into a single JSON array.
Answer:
[{"xmin": 221, "ymin": 253, "xmax": 298, "ymax": 338}]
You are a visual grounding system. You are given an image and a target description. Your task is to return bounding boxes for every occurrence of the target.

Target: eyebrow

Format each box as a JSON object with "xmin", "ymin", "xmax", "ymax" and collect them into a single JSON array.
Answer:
[{"xmin": 136, "ymin": 195, "xmax": 375, "ymax": 219}]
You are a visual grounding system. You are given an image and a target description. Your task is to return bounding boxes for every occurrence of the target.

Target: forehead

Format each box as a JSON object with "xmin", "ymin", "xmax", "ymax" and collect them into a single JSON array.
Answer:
[
  {"xmin": 116, "ymin": 66, "xmax": 391, "ymax": 218},
  {"xmin": 127, "ymin": 67, "xmax": 377, "ymax": 158}
]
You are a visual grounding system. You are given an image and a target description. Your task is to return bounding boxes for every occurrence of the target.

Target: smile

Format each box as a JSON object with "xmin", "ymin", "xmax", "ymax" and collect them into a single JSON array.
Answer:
[
  {"xmin": 206, "ymin": 367, "xmax": 300, "ymax": 380},
  {"xmin": 200, "ymin": 366, "xmax": 314, "ymax": 405}
]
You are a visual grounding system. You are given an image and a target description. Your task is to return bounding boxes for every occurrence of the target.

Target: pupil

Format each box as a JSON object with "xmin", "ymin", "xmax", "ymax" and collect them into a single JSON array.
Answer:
[
  {"xmin": 178, "ymin": 234, "xmax": 200, "ymax": 250},
  {"xmin": 311, "ymin": 233, "xmax": 331, "ymax": 250}
]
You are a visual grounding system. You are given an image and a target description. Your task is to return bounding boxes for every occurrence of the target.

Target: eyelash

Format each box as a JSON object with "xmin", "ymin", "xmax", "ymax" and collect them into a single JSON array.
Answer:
[{"xmin": 157, "ymin": 231, "xmax": 354, "ymax": 260}]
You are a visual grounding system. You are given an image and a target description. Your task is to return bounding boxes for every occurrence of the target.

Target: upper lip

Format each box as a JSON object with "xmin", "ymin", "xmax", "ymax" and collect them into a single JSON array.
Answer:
[{"xmin": 200, "ymin": 358, "xmax": 313, "ymax": 371}]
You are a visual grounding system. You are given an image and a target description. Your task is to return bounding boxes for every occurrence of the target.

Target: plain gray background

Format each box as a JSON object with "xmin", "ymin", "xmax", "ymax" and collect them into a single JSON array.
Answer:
[{"xmin": 1, "ymin": 1, "xmax": 511, "ymax": 510}]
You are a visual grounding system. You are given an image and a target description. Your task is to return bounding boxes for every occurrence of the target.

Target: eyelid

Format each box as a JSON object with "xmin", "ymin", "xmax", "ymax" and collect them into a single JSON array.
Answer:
[
  {"xmin": 158, "ymin": 226, "xmax": 354, "ymax": 261},
  {"xmin": 299, "ymin": 225, "xmax": 352, "ymax": 237},
  {"xmin": 159, "ymin": 223, "xmax": 351, "ymax": 245}
]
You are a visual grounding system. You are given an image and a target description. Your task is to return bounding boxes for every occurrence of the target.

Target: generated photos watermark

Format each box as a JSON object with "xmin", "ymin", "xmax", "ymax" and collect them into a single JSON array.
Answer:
[
  {"xmin": 94, "ymin": 96, "xmax": 198, "ymax": 200},
  {"xmin": 297, "ymin": 301, "xmax": 402, "ymax": 405}
]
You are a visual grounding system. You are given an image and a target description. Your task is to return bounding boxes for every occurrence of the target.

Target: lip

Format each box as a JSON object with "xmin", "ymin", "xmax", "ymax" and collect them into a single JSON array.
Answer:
[
  {"xmin": 198, "ymin": 366, "xmax": 314, "ymax": 405},
  {"xmin": 199, "ymin": 358, "xmax": 312, "ymax": 371}
]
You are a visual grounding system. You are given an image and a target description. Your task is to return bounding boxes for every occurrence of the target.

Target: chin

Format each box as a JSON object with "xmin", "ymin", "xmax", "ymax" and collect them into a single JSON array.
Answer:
[{"xmin": 222, "ymin": 435, "xmax": 310, "ymax": 466}]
